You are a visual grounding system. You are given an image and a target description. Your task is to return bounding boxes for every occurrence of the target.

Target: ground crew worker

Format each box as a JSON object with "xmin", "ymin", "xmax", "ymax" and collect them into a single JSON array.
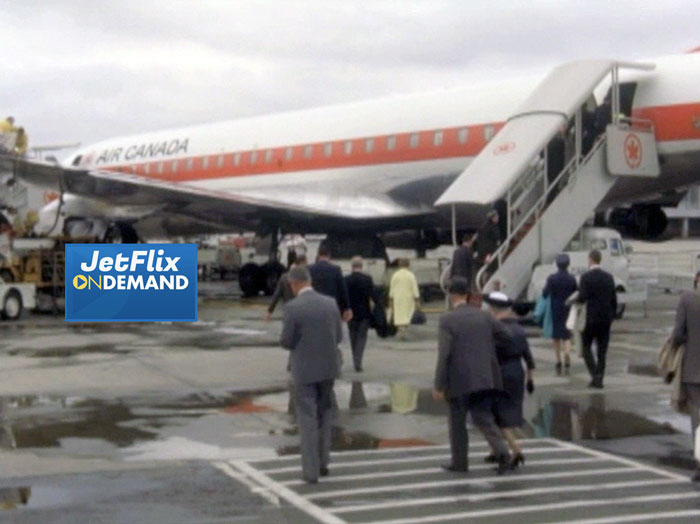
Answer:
[
  {"xmin": 14, "ymin": 127, "xmax": 28, "ymax": 155},
  {"xmin": 0, "ymin": 117, "xmax": 15, "ymax": 133}
]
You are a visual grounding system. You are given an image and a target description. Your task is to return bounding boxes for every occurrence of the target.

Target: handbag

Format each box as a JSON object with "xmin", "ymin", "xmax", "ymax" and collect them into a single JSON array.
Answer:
[{"xmin": 411, "ymin": 309, "xmax": 427, "ymax": 325}]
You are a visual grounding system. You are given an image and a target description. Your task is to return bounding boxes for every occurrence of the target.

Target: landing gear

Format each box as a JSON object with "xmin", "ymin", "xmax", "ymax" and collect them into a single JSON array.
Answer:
[
  {"xmin": 104, "ymin": 222, "xmax": 139, "ymax": 243},
  {"xmin": 237, "ymin": 229, "xmax": 285, "ymax": 297}
]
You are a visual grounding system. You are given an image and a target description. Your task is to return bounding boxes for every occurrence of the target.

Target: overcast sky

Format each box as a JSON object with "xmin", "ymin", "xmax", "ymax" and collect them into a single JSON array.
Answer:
[{"xmin": 1, "ymin": 0, "xmax": 699, "ymax": 150}]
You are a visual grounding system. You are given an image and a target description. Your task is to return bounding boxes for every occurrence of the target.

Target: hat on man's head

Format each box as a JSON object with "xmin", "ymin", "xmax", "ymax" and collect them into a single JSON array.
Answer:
[
  {"xmin": 484, "ymin": 291, "xmax": 512, "ymax": 308},
  {"xmin": 448, "ymin": 276, "xmax": 470, "ymax": 295}
]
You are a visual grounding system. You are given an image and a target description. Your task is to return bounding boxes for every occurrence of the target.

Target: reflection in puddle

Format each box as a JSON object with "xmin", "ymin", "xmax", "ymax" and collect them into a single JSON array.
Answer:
[
  {"xmin": 532, "ymin": 394, "xmax": 677, "ymax": 441},
  {"xmin": 0, "ymin": 487, "xmax": 30, "ymax": 511}
]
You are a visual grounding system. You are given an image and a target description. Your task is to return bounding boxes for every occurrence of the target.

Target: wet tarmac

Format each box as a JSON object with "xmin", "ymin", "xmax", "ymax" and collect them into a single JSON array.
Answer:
[{"xmin": 0, "ymin": 288, "xmax": 698, "ymax": 522}]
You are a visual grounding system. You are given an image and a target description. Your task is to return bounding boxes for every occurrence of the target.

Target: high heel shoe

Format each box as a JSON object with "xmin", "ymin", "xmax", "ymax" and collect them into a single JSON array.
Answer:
[
  {"xmin": 484, "ymin": 453, "xmax": 497, "ymax": 463},
  {"xmin": 555, "ymin": 362, "xmax": 562, "ymax": 376},
  {"xmin": 510, "ymin": 453, "xmax": 525, "ymax": 469}
]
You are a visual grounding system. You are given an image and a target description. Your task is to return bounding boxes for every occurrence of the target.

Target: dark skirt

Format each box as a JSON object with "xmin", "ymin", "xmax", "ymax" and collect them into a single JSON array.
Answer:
[
  {"xmin": 495, "ymin": 360, "xmax": 525, "ymax": 428},
  {"xmin": 551, "ymin": 300, "xmax": 571, "ymax": 340}
]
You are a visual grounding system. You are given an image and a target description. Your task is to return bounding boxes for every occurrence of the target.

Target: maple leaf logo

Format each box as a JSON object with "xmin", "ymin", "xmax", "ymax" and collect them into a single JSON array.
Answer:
[{"xmin": 624, "ymin": 134, "xmax": 642, "ymax": 169}]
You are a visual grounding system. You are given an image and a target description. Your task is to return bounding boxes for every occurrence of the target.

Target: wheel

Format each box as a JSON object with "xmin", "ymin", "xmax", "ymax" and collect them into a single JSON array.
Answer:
[
  {"xmin": 238, "ymin": 263, "xmax": 264, "ymax": 297},
  {"xmin": 615, "ymin": 287, "xmax": 626, "ymax": 320},
  {"xmin": 104, "ymin": 222, "xmax": 139, "ymax": 243},
  {"xmin": 2, "ymin": 290, "xmax": 23, "ymax": 320},
  {"xmin": 261, "ymin": 261, "xmax": 285, "ymax": 296}
]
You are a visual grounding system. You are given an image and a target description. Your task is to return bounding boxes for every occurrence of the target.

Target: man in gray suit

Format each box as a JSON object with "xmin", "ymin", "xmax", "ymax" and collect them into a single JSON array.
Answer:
[
  {"xmin": 672, "ymin": 270, "xmax": 700, "ymax": 482},
  {"xmin": 434, "ymin": 276, "xmax": 513, "ymax": 474},
  {"xmin": 280, "ymin": 266, "xmax": 342, "ymax": 484}
]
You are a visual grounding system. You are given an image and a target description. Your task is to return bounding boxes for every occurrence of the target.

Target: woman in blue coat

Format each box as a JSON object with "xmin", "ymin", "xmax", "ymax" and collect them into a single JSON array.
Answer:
[{"xmin": 542, "ymin": 254, "xmax": 578, "ymax": 375}]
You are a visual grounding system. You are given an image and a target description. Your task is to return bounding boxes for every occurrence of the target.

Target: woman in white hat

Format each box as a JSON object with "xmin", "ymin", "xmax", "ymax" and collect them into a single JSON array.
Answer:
[{"xmin": 485, "ymin": 291, "xmax": 536, "ymax": 469}]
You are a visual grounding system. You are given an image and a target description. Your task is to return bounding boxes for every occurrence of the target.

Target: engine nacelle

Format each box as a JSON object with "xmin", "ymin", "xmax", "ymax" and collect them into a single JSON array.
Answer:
[{"xmin": 607, "ymin": 204, "xmax": 668, "ymax": 240}]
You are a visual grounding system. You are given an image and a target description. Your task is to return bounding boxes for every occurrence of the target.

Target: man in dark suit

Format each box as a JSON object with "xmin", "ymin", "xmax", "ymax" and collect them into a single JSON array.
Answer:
[
  {"xmin": 672, "ymin": 270, "xmax": 700, "ymax": 482},
  {"xmin": 344, "ymin": 256, "xmax": 378, "ymax": 372},
  {"xmin": 308, "ymin": 244, "xmax": 352, "ymax": 322},
  {"xmin": 577, "ymin": 249, "xmax": 617, "ymax": 389},
  {"xmin": 450, "ymin": 232, "xmax": 476, "ymax": 292},
  {"xmin": 280, "ymin": 266, "xmax": 343, "ymax": 484},
  {"xmin": 433, "ymin": 276, "xmax": 512, "ymax": 474}
]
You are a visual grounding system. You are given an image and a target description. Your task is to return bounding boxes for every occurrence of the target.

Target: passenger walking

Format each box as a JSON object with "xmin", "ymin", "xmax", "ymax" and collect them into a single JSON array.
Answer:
[
  {"xmin": 576, "ymin": 250, "xmax": 617, "ymax": 389},
  {"xmin": 450, "ymin": 232, "xmax": 476, "ymax": 292},
  {"xmin": 265, "ymin": 255, "xmax": 307, "ymax": 321},
  {"xmin": 433, "ymin": 277, "xmax": 513, "ymax": 474},
  {"xmin": 485, "ymin": 292, "xmax": 535, "ymax": 469},
  {"xmin": 280, "ymin": 266, "xmax": 342, "ymax": 484},
  {"xmin": 671, "ymin": 270, "xmax": 700, "ymax": 482},
  {"xmin": 543, "ymin": 254, "xmax": 578, "ymax": 375},
  {"xmin": 477, "ymin": 209, "xmax": 501, "ymax": 266},
  {"xmin": 308, "ymin": 244, "xmax": 352, "ymax": 322},
  {"xmin": 389, "ymin": 258, "xmax": 420, "ymax": 339},
  {"xmin": 344, "ymin": 256, "xmax": 378, "ymax": 372}
]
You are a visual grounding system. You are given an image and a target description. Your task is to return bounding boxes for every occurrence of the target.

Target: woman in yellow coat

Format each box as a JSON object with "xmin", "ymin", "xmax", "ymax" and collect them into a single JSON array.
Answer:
[{"xmin": 389, "ymin": 258, "xmax": 420, "ymax": 338}]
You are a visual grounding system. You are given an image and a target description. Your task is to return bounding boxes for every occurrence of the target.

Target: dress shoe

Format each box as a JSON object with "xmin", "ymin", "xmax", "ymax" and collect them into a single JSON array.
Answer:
[
  {"xmin": 496, "ymin": 454, "xmax": 512, "ymax": 475},
  {"xmin": 555, "ymin": 362, "xmax": 563, "ymax": 376},
  {"xmin": 441, "ymin": 463, "xmax": 468, "ymax": 473},
  {"xmin": 304, "ymin": 478, "xmax": 318, "ymax": 484},
  {"xmin": 354, "ymin": 366, "xmax": 363, "ymax": 372},
  {"xmin": 483, "ymin": 454, "xmax": 498, "ymax": 463},
  {"xmin": 510, "ymin": 453, "xmax": 525, "ymax": 469},
  {"xmin": 320, "ymin": 467, "xmax": 329, "ymax": 477}
]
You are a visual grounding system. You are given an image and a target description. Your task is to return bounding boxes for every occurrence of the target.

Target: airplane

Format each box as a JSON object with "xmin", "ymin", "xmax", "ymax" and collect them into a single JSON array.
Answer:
[{"xmin": 1, "ymin": 50, "xmax": 699, "ymax": 297}]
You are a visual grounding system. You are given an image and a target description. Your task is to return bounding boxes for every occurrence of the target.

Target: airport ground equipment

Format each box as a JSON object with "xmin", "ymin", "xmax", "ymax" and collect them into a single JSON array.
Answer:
[
  {"xmin": 437, "ymin": 60, "xmax": 658, "ymax": 300},
  {"xmin": 0, "ymin": 276, "xmax": 36, "ymax": 320}
]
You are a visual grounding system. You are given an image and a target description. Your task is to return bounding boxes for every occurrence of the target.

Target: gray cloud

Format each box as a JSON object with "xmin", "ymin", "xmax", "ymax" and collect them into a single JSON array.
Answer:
[{"xmin": 1, "ymin": 0, "xmax": 699, "ymax": 151}]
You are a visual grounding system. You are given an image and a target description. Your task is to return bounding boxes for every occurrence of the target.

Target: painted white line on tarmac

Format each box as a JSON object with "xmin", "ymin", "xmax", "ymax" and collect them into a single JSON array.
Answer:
[
  {"xmin": 263, "ymin": 446, "xmax": 569, "ymax": 474},
  {"xmin": 547, "ymin": 510, "xmax": 700, "ymax": 524},
  {"xmin": 555, "ymin": 439, "xmax": 689, "ymax": 481},
  {"xmin": 306, "ymin": 467, "xmax": 639, "ymax": 500},
  {"xmin": 332, "ymin": 478, "xmax": 684, "ymax": 514},
  {"xmin": 362, "ymin": 491, "xmax": 700, "ymax": 524},
  {"xmin": 212, "ymin": 462, "xmax": 280, "ymax": 507},
  {"xmin": 248, "ymin": 438, "xmax": 554, "ymax": 465},
  {"xmin": 231, "ymin": 460, "xmax": 347, "ymax": 524},
  {"xmin": 282, "ymin": 457, "xmax": 605, "ymax": 486}
]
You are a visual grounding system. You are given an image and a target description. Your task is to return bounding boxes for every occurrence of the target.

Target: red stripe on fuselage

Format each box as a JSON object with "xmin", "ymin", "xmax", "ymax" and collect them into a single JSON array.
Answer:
[{"xmin": 104, "ymin": 102, "xmax": 700, "ymax": 182}]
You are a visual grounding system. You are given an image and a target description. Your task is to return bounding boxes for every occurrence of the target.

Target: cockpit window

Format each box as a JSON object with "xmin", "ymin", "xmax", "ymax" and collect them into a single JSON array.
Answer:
[{"xmin": 72, "ymin": 155, "xmax": 82, "ymax": 166}]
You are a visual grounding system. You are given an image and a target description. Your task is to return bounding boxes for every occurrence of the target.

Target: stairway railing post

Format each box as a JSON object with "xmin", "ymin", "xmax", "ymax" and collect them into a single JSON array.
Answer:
[{"xmin": 451, "ymin": 204, "xmax": 457, "ymax": 246}]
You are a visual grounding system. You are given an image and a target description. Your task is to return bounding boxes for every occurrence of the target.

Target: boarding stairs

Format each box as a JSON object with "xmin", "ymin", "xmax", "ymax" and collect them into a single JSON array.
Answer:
[{"xmin": 436, "ymin": 59, "xmax": 659, "ymax": 299}]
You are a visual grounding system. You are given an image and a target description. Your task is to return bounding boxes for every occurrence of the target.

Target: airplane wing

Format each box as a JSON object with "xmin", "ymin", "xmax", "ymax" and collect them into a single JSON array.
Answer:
[{"xmin": 0, "ymin": 154, "xmax": 432, "ymax": 233}]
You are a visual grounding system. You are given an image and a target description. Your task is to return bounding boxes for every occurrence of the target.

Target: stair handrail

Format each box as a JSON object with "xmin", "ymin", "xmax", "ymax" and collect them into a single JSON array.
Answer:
[{"xmin": 475, "ymin": 132, "xmax": 608, "ymax": 292}]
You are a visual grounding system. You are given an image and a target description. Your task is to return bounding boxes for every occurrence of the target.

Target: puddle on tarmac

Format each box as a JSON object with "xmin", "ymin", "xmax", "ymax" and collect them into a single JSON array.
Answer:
[{"xmin": 530, "ymin": 394, "xmax": 677, "ymax": 441}]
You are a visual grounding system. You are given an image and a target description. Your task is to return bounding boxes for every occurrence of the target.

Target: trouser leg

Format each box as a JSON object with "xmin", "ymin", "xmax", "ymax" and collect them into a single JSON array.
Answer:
[
  {"xmin": 595, "ymin": 323, "xmax": 611, "ymax": 381},
  {"xmin": 581, "ymin": 325, "xmax": 597, "ymax": 379},
  {"xmin": 351, "ymin": 320, "xmax": 369, "ymax": 370},
  {"xmin": 685, "ymin": 383, "xmax": 700, "ymax": 445},
  {"xmin": 317, "ymin": 380, "xmax": 335, "ymax": 469},
  {"xmin": 447, "ymin": 397, "xmax": 468, "ymax": 469},
  {"xmin": 295, "ymin": 383, "xmax": 321, "ymax": 482},
  {"xmin": 470, "ymin": 397, "xmax": 510, "ymax": 458}
]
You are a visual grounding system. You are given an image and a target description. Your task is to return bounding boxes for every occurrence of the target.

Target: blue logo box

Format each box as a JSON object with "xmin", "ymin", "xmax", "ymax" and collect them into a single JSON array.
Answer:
[{"xmin": 65, "ymin": 244, "xmax": 198, "ymax": 322}]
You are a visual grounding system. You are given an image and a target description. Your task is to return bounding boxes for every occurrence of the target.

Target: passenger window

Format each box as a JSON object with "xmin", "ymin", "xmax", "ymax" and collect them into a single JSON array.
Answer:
[
  {"xmin": 386, "ymin": 135, "xmax": 396, "ymax": 150},
  {"xmin": 365, "ymin": 138, "xmax": 374, "ymax": 153},
  {"xmin": 433, "ymin": 130, "xmax": 443, "ymax": 146},
  {"xmin": 458, "ymin": 127, "xmax": 469, "ymax": 144},
  {"xmin": 157, "ymin": 162, "xmax": 164, "ymax": 174},
  {"xmin": 171, "ymin": 160, "xmax": 178, "ymax": 173},
  {"xmin": 484, "ymin": 125, "xmax": 495, "ymax": 142},
  {"xmin": 217, "ymin": 155, "xmax": 224, "ymax": 168},
  {"xmin": 202, "ymin": 156, "xmax": 209, "ymax": 169},
  {"xmin": 285, "ymin": 147, "xmax": 293, "ymax": 161},
  {"xmin": 144, "ymin": 163, "xmax": 150, "ymax": 175},
  {"xmin": 344, "ymin": 141, "xmax": 353, "ymax": 155},
  {"xmin": 324, "ymin": 143, "xmax": 333, "ymax": 157},
  {"xmin": 589, "ymin": 239, "xmax": 607, "ymax": 251},
  {"xmin": 186, "ymin": 158, "xmax": 193, "ymax": 171},
  {"xmin": 250, "ymin": 151, "xmax": 258, "ymax": 165},
  {"xmin": 265, "ymin": 149, "xmax": 273, "ymax": 163},
  {"xmin": 233, "ymin": 153, "xmax": 241, "ymax": 166},
  {"xmin": 304, "ymin": 145, "xmax": 313, "ymax": 159},
  {"xmin": 409, "ymin": 133, "xmax": 419, "ymax": 148}
]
